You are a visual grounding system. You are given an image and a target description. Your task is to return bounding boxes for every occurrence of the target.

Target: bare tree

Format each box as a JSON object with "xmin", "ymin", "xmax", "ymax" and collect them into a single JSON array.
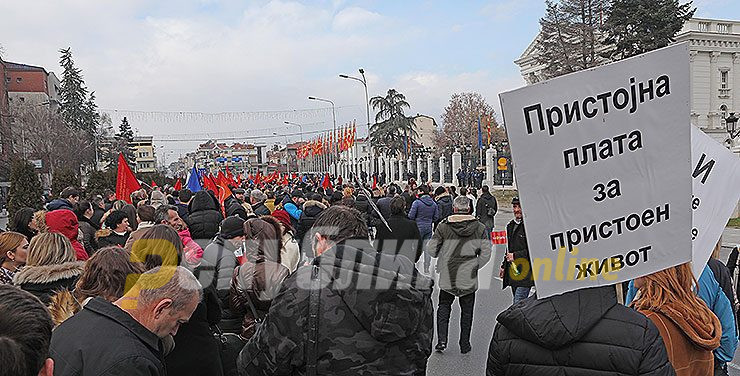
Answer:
[
  {"xmin": 437, "ymin": 92, "xmax": 506, "ymax": 151},
  {"xmin": 9, "ymin": 104, "xmax": 95, "ymax": 177}
]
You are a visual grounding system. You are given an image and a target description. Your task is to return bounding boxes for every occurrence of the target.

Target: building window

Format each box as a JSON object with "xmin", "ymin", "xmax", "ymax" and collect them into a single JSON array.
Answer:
[
  {"xmin": 698, "ymin": 22, "xmax": 710, "ymax": 32},
  {"xmin": 16, "ymin": 77, "xmax": 22, "ymax": 83},
  {"xmin": 717, "ymin": 23, "xmax": 731, "ymax": 34},
  {"xmin": 720, "ymin": 105, "xmax": 729, "ymax": 127},
  {"xmin": 721, "ymin": 71, "xmax": 729, "ymax": 89}
]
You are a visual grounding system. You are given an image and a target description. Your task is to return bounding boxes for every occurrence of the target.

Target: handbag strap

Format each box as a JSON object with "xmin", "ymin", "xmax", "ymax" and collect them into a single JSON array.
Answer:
[
  {"xmin": 306, "ymin": 264, "xmax": 320, "ymax": 376},
  {"xmin": 244, "ymin": 290, "xmax": 262, "ymax": 324}
]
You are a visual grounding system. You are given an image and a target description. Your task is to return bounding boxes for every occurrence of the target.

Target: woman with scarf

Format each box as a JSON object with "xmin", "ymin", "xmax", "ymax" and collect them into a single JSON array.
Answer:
[{"xmin": 631, "ymin": 263, "xmax": 722, "ymax": 375}]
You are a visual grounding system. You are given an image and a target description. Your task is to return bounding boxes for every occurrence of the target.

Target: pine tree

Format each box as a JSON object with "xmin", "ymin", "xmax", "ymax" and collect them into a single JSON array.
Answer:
[
  {"xmin": 537, "ymin": 1, "xmax": 578, "ymax": 79},
  {"xmin": 117, "ymin": 117, "xmax": 134, "ymax": 142},
  {"xmin": 7, "ymin": 160, "xmax": 43, "ymax": 217},
  {"xmin": 536, "ymin": 0, "xmax": 611, "ymax": 80},
  {"xmin": 115, "ymin": 117, "xmax": 136, "ymax": 163},
  {"xmin": 59, "ymin": 47, "xmax": 89, "ymax": 132},
  {"xmin": 605, "ymin": 0, "xmax": 695, "ymax": 60},
  {"xmin": 51, "ymin": 168, "xmax": 80, "ymax": 197}
]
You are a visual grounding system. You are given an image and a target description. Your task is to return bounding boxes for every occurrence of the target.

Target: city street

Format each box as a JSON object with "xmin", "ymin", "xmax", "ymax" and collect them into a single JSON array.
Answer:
[{"xmin": 3, "ymin": 210, "xmax": 740, "ymax": 375}]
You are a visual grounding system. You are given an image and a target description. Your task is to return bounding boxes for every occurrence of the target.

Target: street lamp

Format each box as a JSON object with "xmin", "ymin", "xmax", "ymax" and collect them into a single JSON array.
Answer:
[
  {"xmin": 308, "ymin": 96, "xmax": 337, "ymax": 175},
  {"xmin": 726, "ymin": 112, "xmax": 739, "ymax": 140},
  {"xmin": 273, "ymin": 132, "xmax": 290, "ymax": 177},
  {"xmin": 340, "ymin": 69, "xmax": 371, "ymax": 178},
  {"xmin": 284, "ymin": 121, "xmax": 304, "ymax": 175}
]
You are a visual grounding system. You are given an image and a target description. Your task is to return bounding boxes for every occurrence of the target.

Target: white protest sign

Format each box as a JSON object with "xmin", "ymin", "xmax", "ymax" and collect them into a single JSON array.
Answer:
[
  {"xmin": 690, "ymin": 126, "xmax": 740, "ymax": 278},
  {"xmin": 499, "ymin": 43, "xmax": 692, "ymax": 298}
]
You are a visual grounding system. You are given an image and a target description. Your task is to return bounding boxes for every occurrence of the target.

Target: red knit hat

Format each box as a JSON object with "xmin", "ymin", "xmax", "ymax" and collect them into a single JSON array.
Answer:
[{"xmin": 270, "ymin": 209, "xmax": 292, "ymax": 231}]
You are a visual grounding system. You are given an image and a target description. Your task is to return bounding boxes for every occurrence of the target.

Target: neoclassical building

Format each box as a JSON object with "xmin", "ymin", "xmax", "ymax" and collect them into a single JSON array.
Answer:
[{"xmin": 515, "ymin": 17, "xmax": 740, "ymax": 149}]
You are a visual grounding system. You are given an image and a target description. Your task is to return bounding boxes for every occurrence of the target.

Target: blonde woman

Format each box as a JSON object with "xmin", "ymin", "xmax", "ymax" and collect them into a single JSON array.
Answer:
[
  {"xmin": 0, "ymin": 231, "xmax": 29, "ymax": 284},
  {"xmin": 632, "ymin": 263, "xmax": 721, "ymax": 375},
  {"xmin": 13, "ymin": 232, "xmax": 84, "ymax": 304}
]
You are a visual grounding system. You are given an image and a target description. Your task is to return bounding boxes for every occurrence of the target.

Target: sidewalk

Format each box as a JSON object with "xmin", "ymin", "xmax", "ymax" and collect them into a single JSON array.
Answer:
[{"xmin": 723, "ymin": 226, "xmax": 740, "ymax": 248}]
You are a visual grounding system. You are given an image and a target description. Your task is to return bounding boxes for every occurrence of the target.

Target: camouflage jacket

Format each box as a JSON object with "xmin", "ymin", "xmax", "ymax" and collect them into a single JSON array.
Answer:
[{"xmin": 237, "ymin": 240, "xmax": 434, "ymax": 375}]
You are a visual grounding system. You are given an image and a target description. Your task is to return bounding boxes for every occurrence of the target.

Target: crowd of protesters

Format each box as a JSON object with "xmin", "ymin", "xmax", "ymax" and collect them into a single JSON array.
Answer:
[{"xmin": 0, "ymin": 172, "xmax": 737, "ymax": 376}]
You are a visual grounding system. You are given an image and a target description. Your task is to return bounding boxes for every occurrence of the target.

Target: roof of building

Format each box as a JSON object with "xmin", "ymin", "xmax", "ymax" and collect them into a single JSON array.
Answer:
[{"xmin": 4, "ymin": 61, "xmax": 47, "ymax": 73}]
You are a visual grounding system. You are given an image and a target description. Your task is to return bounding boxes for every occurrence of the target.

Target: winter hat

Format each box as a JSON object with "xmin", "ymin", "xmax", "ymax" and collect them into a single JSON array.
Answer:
[
  {"xmin": 220, "ymin": 216, "xmax": 246, "ymax": 239},
  {"xmin": 511, "ymin": 196, "xmax": 520, "ymax": 205},
  {"xmin": 270, "ymin": 209, "xmax": 292, "ymax": 231}
]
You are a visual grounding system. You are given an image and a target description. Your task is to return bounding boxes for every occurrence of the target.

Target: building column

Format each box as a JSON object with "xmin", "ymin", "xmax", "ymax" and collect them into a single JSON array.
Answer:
[
  {"xmin": 416, "ymin": 158, "xmax": 423, "ymax": 182},
  {"xmin": 386, "ymin": 157, "xmax": 392, "ymax": 184},
  {"xmin": 406, "ymin": 158, "xmax": 413, "ymax": 182},
  {"xmin": 710, "ymin": 51, "xmax": 721, "ymax": 128},
  {"xmin": 452, "ymin": 149, "xmax": 462, "ymax": 186},
  {"xmin": 398, "ymin": 158, "xmax": 405, "ymax": 182},
  {"xmin": 439, "ymin": 156, "xmax": 446, "ymax": 184},
  {"xmin": 426, "ymin": 156, "xmax": 433, "ymax": 184},
  {"xmin": 734, "ymin": 53, "xmax": 740, "ymax": 116},
  {"xmin": 390, "ymin": 157, "xmax": 397, "ymax": 183},
  {"xmin": 486, "ymin": 146, "xmax": 496, "ymax": 188}
]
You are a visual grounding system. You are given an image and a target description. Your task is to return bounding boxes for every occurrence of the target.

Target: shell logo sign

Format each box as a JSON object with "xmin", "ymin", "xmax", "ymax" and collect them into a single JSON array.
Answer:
[{"xmin": 497, "ymin": 157, "xmax": 508, "ymax": 171}]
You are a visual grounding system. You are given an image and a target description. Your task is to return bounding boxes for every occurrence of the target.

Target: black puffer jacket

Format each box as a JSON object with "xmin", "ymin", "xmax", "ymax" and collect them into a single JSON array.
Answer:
[
  {"xmin": 201, "ymin": 235, "xmax": 242, "ymax": 334},
  {"xmin": 487, "ymin": 285, "xmax": 675, "ymax": 376},
  {"xmin": 187, "ymin": 190, "xmax": 224, "ymax": 244},
  {"xmin": 224, "ymin": 196, "xmax": 248, "ymax": 220},
  {"xmin": 434, "ymin": 193, "xmax": 453, "ymax": 226},
  {"xmin": 238, "ymin": 241, "xmax": 434, "ymax": 375},
  {"xmin": 296, "ymin": 200, "xmax": 326, "ymax": 256}
]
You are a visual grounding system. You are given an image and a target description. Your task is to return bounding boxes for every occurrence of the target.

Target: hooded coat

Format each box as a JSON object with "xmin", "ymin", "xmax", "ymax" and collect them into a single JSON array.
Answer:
[
  {"xmin": 487, "ymin": 285, "xmax": 675, "ymax": 376},
  {"xmin": 296, "ymin": 200, "xmax": 326, "ymax": 255},
  {"xmin": 46, "ymin": 210, "xmax": 89, "ymax": 261},
  {"xmin": 475, "ymin": 191, "xmax": 497, "ymax": 230},
  {"xmin": 13, "ymin": 261, "xmax": 85, "ymax": 305},
  {"xmin": 408, "ymin": 194, "xmax": 439, "ymax": 233},
  {"xmin": 434, "ymin": 193, "xmax": 453, "ymax": 225},
  {"xmin": 187, "ymin": 190, "xmax": 224, "ymax": 243},
  {"xmin": 201, "ymin": 235, "xmax": 242, "ymax": 333},
  {"xmin": 237, "ymin": 242, "xmax": 434, "ymax": 375},
  {"xmin": 225, "ymin": 196, "xmax": 249, "ymax": 220},
  {"xmin": 230, "ymin": 217, "xmax": 289, "ymax": 340},
  {"xmin": 46, "ymin": 198, "xmax": 75, "ymax": 211},
  {"xmin": 429, "ymin": 214, "xmax": 492, "ymax": 296}
]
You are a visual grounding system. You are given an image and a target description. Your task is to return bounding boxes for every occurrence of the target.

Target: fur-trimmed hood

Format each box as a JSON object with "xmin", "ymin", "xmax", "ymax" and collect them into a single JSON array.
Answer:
[
  {"xmin": 302, "ymin": 200, "xmax": 327, "ymax": 210},
  {"xmin": 48, "ymin": 289, "xmax": 83, "ymax": 327},
  {"xmin": 13, "ymin": 261, "xmax": 85, "ymax": 285}
]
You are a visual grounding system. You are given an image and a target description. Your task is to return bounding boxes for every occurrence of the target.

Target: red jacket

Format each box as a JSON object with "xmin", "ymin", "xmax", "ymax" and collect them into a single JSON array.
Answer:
[{"xmin": 46, "ymin": 210, "xmax": 89, "ymax": 261}]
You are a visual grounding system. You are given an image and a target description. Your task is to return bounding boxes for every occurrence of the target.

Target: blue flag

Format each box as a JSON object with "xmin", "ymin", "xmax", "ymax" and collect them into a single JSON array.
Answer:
[
  {"xmin": 477, "ymin": 116, "xmax": 483, "ymax": 150},
  {"xmin": 186, "ymin": 165, "xmax": 202, "ymax": 192}
]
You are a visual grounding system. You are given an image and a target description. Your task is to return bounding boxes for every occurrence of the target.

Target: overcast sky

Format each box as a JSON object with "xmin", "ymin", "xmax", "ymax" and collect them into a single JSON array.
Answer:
[{"xmin": 1, "ymin": 0, "xmax": 735, "ymax": 164}]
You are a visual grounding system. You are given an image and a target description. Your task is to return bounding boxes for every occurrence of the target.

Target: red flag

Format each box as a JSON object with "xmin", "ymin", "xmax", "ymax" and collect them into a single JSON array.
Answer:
[
  {"xmin": 217, "ymin": 180, "xmax": 232, "ymax": 215},
  {"xmin": 115, "ymin": 154, "xmax": 141, "ymax": 204},
  {"xmin": 173, "ymin": 178, "xmax": 182, "ymax": 191},
  {"xmin": 492, "ymin": 230, "xmax": 507, "ymax": 245},
  {"xmin": 321, "ymin": 173, "xmax": 332, "ymax": 189},
  {"xmin": 236, "ymin": 173, "xmax": 242, "ymax": 186},
  {"xmin": 281, "ymin": 174, "xmax": 289, "ymax": 186},
  {"xmin": 372, "ymin": 175, "xmax": 377, "ymax": 190},
  {"xmin": 216, "ymin": 170, "xmax": 227, "ymax": 186},
  {"xmin": 254, "ymin": 171, "xmax": 262, "ymax": 186},
  {"xmin": 203, "ymin": 174, "xmax": 218, "ymax": 192},
  {"xmin": 151, "ymin": 180, "xmax": 157, "ymax": 188}
]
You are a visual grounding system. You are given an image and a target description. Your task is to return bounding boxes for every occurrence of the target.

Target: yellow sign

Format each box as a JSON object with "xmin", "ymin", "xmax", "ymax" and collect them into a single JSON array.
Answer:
[{"xmin": 497, "ymin": 157, "xmax": 508, "ymax": 170}]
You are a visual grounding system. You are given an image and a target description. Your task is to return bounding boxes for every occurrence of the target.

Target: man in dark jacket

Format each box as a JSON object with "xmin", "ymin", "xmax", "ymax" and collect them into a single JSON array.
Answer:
[
  {"xmin": 501, "ymin": 197, "xmax": 534, "ymax": 304},
  {"xmin": 46, "ymin": 187, "xmax": 79, "ymax": 212},
  {"xmin": 238, "ymin": 206, "xmax": 434, "ymax": 375},
  {"xmin": 376, "ymin": 185, "xmax": 396, "ymax": 220},
  {"xmin": 434, "ymin": 186, "xmax": 453, "ymax": 226},
  {"xmin": 487, "ymin": 285, "xmax": 675, "ymax": 376},
  {"xmin": 187, "ymin": 190, "xmax": 224, "ymax": 244},
  {"xmin": 50, "ymin": 267, "xmax": 202, "ymax": 376},
  {"xmin": 475, "ymin": 185, "xmax": 498, "ymax": 233},
  {"xmin": 429, "ymin": 195, "xmax": 492, "ymax": 354},
  {"xmin": 296, "ymin": 195, "xmax": 326, "ymax": 259},
  {"xmin": 201, "ymin": 215, "xmax": 244, "ymax": 334},
  {"xmin": 224, "ymin": 189, "xmax": 248, "ymax": 220},
  {"xmin": 176, "ymin": 189, "xmax": 193, "ymax": 222},
  {"xmin": 90, "ymin": 195, "xmax": 106, "ymax": 228},
  {"xmin": 250, "ymin": 189, "xmax": 271, "ymax": 217},
  {"xmin": 408, "ymin": 185, "xmax": 438, "ymax": 274},
  {"xmin": 375, "ymin": 196, "xmax": 422, "ymax": 263}
]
